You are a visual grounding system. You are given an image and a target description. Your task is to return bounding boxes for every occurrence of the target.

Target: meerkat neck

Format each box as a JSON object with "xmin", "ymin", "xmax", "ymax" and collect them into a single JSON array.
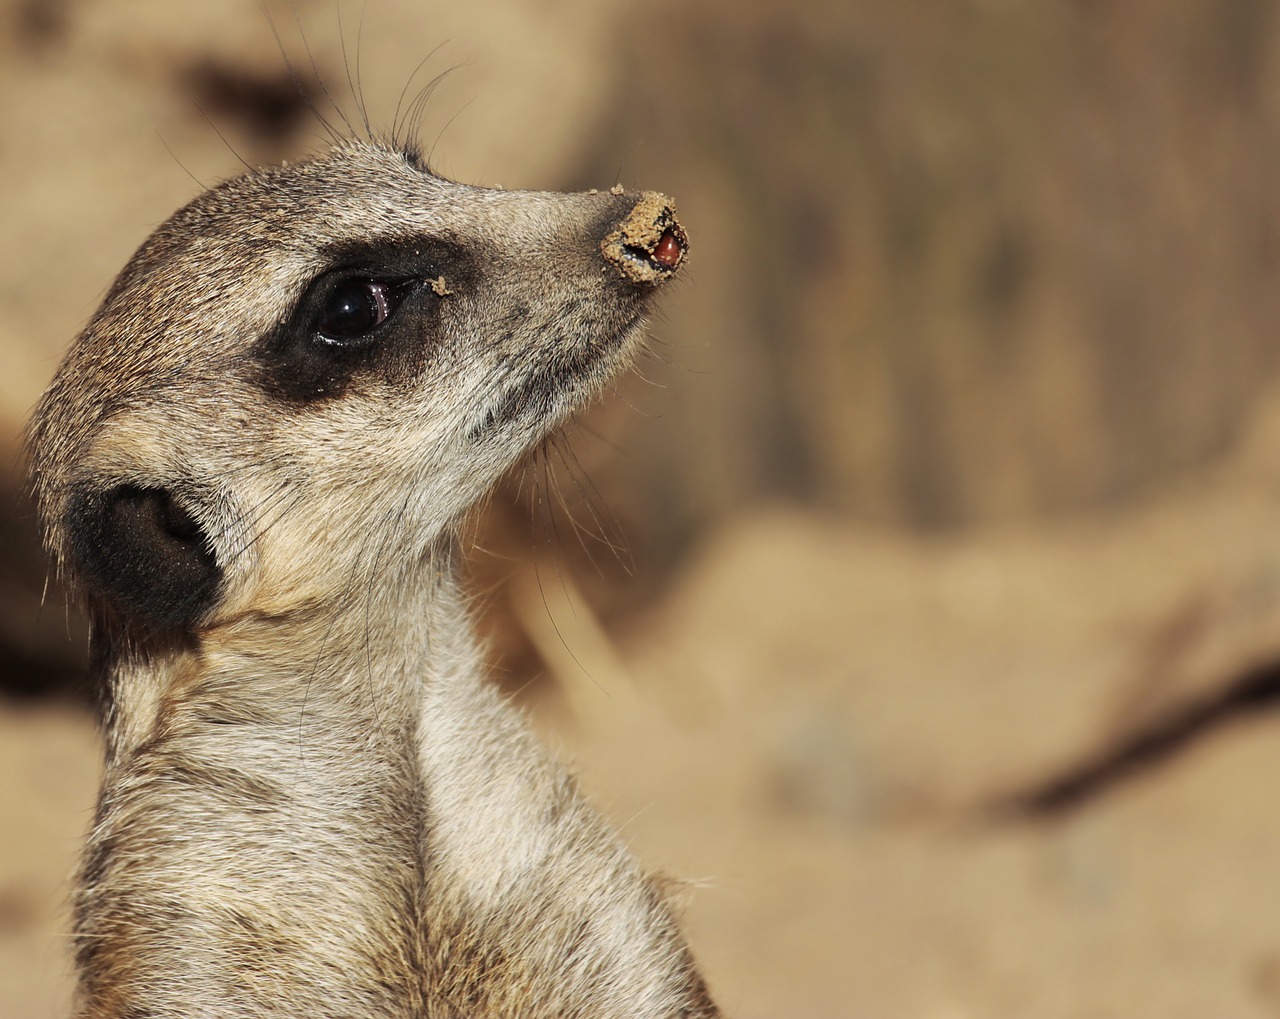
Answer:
[
  {"xmin": 97, "ymin": 541, "xmax": 472, "ymax": 759},
  {"xmin": 78, "ymin": 547, "xmax": 474, "ymax": 1019},
  {"xmin": 79, "ymin": 545, "xmax": 716, "ymax": 1019}
]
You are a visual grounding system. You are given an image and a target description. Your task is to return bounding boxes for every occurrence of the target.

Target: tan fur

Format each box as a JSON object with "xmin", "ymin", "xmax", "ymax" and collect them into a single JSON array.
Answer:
[{"xmin": 28, "ymin": 138, "xmax": 715, "ymax": 1018}]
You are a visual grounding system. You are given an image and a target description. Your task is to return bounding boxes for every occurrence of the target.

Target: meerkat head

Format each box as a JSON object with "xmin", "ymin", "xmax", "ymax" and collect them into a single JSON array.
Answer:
[{"xmin": 27, "ymin": 139, "xmax": 687, "ymax": 639}]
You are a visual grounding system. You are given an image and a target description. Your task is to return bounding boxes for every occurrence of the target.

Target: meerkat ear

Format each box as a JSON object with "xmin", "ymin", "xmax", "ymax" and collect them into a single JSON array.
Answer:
[{"xmin": 65, "ymin": 484, "xmax": 223, "ymax": 629}]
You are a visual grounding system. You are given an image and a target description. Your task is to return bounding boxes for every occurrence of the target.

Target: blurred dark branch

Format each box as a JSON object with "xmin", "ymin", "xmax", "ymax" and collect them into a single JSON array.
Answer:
[{"xmin": 996, "ymin": 658, "xmax": 1280, "ymax": 818}]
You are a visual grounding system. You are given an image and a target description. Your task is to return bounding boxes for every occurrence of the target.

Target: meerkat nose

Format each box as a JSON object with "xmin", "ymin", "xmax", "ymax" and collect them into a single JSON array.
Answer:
[{"xmin": 599, "ymin": 191, "xmax": 689, "ymax": 285}]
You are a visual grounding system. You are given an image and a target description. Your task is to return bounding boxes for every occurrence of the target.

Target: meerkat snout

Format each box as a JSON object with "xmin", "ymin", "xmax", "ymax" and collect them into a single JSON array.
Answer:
[
  {"xmin": 29, "ymin": 139, "xmax": 689, "ymax": 636},
  {"xmin": 601, "ymin": 191, "xmax": 688, "ymax": 283}
]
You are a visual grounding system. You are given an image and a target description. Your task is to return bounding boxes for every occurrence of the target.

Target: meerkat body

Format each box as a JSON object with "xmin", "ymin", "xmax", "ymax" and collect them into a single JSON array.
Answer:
[{"xmin": 27, "ymin": 139, "xmax": 713, "ymax": 1018}]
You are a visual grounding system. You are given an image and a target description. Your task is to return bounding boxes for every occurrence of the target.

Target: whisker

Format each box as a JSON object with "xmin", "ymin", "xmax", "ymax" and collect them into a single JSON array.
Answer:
[
  {"xmin": 262, "ymin": 3, "xmax": 344, "ymax": 147},
  {"xmin": 407, "ymin": 68, "xmax": 461, "ymax": 161},
  {"xmin": 546, "ymin": 435, "xmax": 633, "ymax": 573},
  {"xmin": 155, "ymin": 131, "xmax": 206, "ymax": 190},
  {"xmin": 355, "ymin": 0, "xmax": 370, "ymax": 133},
  {"xmin": 336, "ymin": 0, "xmax": 371, "ymax": 141},
  {"xmin": 527, "ymin": 458, "xmax": 610, "ymax": 696},
  {"xmin": 357, "ymin": 492, "xmax": 418, "ymax": 742},
  {"xmin": 189, "ymin": 99, "xmax": 255, "ymax": 174},
  {"xmin": 220, "ymin": 479, "xmax": 304, "ymax": 569},
  {"xmin": 390, "ymin": 47, "xmax": 449, "ymax": 153},
  {"xmin": 289, "ymin": 0, "xmax": 356, "ymax": 138},
  {"xmin": 428, "ymin": 95, "xmax": 476, "ymax": 170}
]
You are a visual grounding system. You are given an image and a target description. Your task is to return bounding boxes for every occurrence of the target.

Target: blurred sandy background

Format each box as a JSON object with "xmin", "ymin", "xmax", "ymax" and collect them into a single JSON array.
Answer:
[{"xmin": 3, "ymin": 0, "xmax": 1280, "ymax": 1016}]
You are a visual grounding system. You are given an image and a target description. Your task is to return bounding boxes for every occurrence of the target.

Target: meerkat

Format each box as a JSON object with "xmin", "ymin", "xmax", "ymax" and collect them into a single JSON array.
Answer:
[{"xmin": 26, "ymin": 136, "xmax": 716, "ymax": 1018}]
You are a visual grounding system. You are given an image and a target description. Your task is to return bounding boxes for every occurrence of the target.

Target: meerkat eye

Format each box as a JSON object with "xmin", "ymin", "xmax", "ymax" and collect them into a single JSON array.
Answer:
[{"xmin": 315, "ymin": 279, "xmax": 399, "ymax": 342}]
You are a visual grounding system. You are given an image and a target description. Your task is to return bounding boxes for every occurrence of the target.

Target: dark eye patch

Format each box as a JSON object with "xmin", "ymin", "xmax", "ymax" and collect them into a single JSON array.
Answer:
[{"xmin": 252, "ymin": 236, "xmax": 472, "ymax": 404}]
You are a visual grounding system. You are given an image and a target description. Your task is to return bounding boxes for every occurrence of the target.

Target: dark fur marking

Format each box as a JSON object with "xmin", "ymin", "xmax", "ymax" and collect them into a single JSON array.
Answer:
[
  {"xmin": 79, "ymin": 832, "xmax": 116, "ymax": 891},
  {"xmin": 466, "ymin": 301, "xmax": 642, "ymax": 442},
  {"xmin": 223, "ymin": 908, "xmax": 307, "ymax": 971},
  {"xmin": 163, "ymin": 756, "xmax": 287, "ymax": 807},
  {"xmin": 503, "ymin": 302, "xmax": 531, "ymax": 327},
  {"xmin": 399, "ymin": 143, "xmax": 434, "ymax": 176},
  {"xmin": 252, "ymin": 236, "xmax": 473, "ymax": 404},
  {"xmin": 66, "ymin": 485, "xmax": 221, "ymax": 629},
  {"xmin": 188, "ymin": 700, "xmax": 275, "ymax": 726}
]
